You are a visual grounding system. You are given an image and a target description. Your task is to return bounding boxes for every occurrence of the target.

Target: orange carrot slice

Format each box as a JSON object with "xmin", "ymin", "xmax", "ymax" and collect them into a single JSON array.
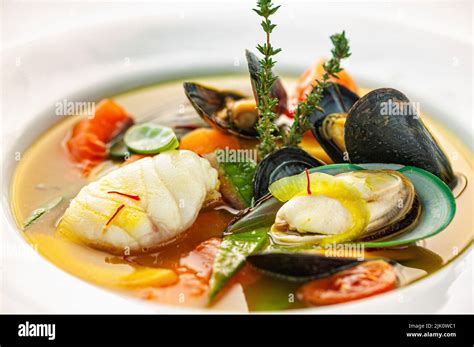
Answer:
[{"xmin": 179, "ymin": 128, "xmax": 240, "ymax": 156}]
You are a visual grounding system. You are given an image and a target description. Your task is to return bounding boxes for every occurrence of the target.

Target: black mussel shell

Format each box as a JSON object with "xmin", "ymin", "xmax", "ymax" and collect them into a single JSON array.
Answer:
[
  {"xmin": 345, "ymin": 88, "xmax": 456, "ymax": 187},
  {"xmin": 309, "ymin": 83, "xmax": 359, "ymax": 163},
  {"xmin": 252, "ymin": 147, "xmax": 323, "ymax": 201},
  {"xmin": 246, "ymin": 50, "xmax": 288, "ymax": 115},
  {"xmin": 247, "ymin": 252, "xmax": 364, "ymax": 282},
  {"xmin": 183, "ymin": 82, "xmax": 258, "ymax": 138}
]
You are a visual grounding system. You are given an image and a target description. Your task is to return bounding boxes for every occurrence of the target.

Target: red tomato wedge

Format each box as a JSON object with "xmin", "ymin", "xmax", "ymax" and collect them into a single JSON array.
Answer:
[
  {"xmin": 138, "ymin": 238, "xmax": 221, "ymax": 306},
  {"xmin": 67, "ymin": 99, "xmax": 133, "ymax": 174},
  {"xmin": 297, "ymin": 260, "xmax": 397, "ymax": 306},
  {"xmin": 139, "ymin": 237, "xmax": 260, "ymax": 306},
  {"xmin": 180, "ymin": 237, "xmax": 222, "ymax": 280}
]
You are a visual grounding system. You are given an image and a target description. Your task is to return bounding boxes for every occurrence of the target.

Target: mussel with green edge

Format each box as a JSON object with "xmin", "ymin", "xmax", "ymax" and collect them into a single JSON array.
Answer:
[
  {"xmin": 309, "ymin": 82, "xmax": 359, "ymax": 163},
  {"xmin": 228, "ymin": 163, "xmax": 455, "ymax": 249},
  {"xmin": 270, "ymin": 169, "xmax": 421, "ymax": 246},
  {"xmin": 345, "ymin": 88, "xmax": 456, "ymax": 188},
  {"xmin": 252, "ymin": 147, "xmax": 324, "ymax": 201}
]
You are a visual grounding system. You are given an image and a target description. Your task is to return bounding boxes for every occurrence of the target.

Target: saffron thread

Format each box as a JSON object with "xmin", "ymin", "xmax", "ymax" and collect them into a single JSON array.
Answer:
[
  {"xmin": 305, "ymin": 168, "xmax": 312, "ymax": 195},
  {"xmin": 105, "ymin": 204, "xmax": 125, "ymax": 228},
  {"xmin": 107, "ymin": 191, "xmax": 140, "ymax": 201}
]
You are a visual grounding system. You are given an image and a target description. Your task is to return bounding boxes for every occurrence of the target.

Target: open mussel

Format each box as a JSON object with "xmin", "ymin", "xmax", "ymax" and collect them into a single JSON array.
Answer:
[
  {"xmin": 247, "ymin": 252, "xmax": 365, "ymax": 282},
  {"xmin": 337, "ymin": 170, "xmax": 420, "ymax": 241},
  {"xmin": 345, "ymin": 88, "xmax": 455, "ymax": 187},
  {"xmin": 269, "ymin": 169, "xmax": 421, "ymax": 246},
  {"xmin": 183, "ymin": 51, "xmax": 287, "ymax": 139},
  {"xmin": 252, "ymin": 147, "xmax": 323, "ymax": 201},
  {"xmin": 226, "ymin": 163, "xmax": 454, "ymax": 250},
  {"xmin": 309, "ymin": 83, "xmax": 359, "ymax": 163},
  {"xmin": 183, "ymin": 82, "xmax": 258, "ymax": 138}
]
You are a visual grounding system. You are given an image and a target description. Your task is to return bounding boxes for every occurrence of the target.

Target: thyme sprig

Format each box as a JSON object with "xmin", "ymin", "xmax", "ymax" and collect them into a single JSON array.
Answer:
[
  {"xmin": 253, "ymin": 0, "xmax": 282, "ymax": 158},
  {"xmin": 252, "ymin": 0, "xmax": 351, "ymax": 155},
  {"xmin": 286, "ymin": 31, "xmax": 351, "ymax": 146}
]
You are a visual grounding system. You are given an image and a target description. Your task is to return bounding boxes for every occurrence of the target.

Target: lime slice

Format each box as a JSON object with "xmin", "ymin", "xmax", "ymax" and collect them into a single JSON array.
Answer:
[
  {"xmin": 124, "ymin": 123, "xmax": 178, "ymax": 154},
  {"xmin": 159, "ymin": 136, "xmax": 180, "ymax": 152}
]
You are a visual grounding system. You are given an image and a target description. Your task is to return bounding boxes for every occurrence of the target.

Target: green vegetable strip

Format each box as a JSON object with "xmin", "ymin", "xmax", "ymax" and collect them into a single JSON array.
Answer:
[
  {"xmin": 23, "ymin": 196, "xmax": 64, "ymax": 230},
  {"xmin": 217, "ymin": 159, "xmax": 257, "ymax": 207},
  {"xmin": 208, "ymin": 228, "xmax": 269, "ymax": 302}
]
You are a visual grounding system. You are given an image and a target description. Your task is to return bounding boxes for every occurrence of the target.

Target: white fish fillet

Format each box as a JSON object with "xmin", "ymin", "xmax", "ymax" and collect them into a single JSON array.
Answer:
[{"xmin": 58, "ymin": 150, "xmax": 220, "ymax": 253}]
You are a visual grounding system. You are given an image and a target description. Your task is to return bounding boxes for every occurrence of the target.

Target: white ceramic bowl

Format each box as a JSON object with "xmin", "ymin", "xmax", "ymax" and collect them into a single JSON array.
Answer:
[{"xmin": 1, "ymin": 1, "xmax": 472, "ymax": 313}]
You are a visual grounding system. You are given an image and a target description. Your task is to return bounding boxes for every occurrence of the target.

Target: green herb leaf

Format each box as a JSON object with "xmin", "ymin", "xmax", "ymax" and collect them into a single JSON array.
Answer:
[
  {"xmin": 286, "ymin": 31, "xmax": 351, "ymax": 147},
  {"xmin": 208, "ymin": 228, "xmax": 269, "ymax": 302},
  {"xmin": 253, "ymin": 0, "xmax": 282, "ymax": 159},
  {"xmin": 217, "ymin": 156, "xmax": 257, "ymax": 207},
  {"xmin": 23, "ymin": 196, "xmax": 64, "ymax": 230}
]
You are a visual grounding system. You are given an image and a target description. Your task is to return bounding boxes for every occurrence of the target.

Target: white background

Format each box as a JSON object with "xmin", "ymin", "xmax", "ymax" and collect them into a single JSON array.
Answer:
[{"xmin": 2, "ymin": 0, "xmax": 472, "ymax": 49}]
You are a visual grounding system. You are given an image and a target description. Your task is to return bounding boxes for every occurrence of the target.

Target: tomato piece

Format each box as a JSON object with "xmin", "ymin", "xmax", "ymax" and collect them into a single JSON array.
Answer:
[
  {"xmin": 297, "ymin": 260, "xmax": 396, "ymax": 306},
  {"xmin": 67, "ymin": 99, "xmax": 133, "ymax": 173},
  {"xmin": 228, "ymin": 264, "xmax": 261, "ymax": 287},
  {"xmin": 179, "ymin": 128, "xmax": 240, "ymax": 156},
  {"xmin": 91, "ymin": 99, "xmax": 133, "ymax": 141},
  {"xmin": 286, "ymin": 58, "xmax": 359, "ymax": 117},
  {"xmin": 138, "ymin": 238, "xmax": 222, "ymax": 307},
  {"xmin": 179, "ymin": 238, "xmax": 222, "ymax": 280}
]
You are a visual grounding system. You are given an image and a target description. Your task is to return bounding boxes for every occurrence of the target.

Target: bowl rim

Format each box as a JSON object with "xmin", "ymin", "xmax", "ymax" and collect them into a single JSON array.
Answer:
[{"xmin": 2, "ymin": 11, "xmax": 472, "ymax": 314}]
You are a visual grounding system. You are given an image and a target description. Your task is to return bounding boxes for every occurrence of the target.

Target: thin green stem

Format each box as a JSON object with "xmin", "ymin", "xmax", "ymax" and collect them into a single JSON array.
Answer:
[
  {"xmin": 286, "ymin": 31, "xmax": 351, "ymax": 147},
  {"xmin": 254, "ymin": 0, "xmax": 282, "ymax": 159}
]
